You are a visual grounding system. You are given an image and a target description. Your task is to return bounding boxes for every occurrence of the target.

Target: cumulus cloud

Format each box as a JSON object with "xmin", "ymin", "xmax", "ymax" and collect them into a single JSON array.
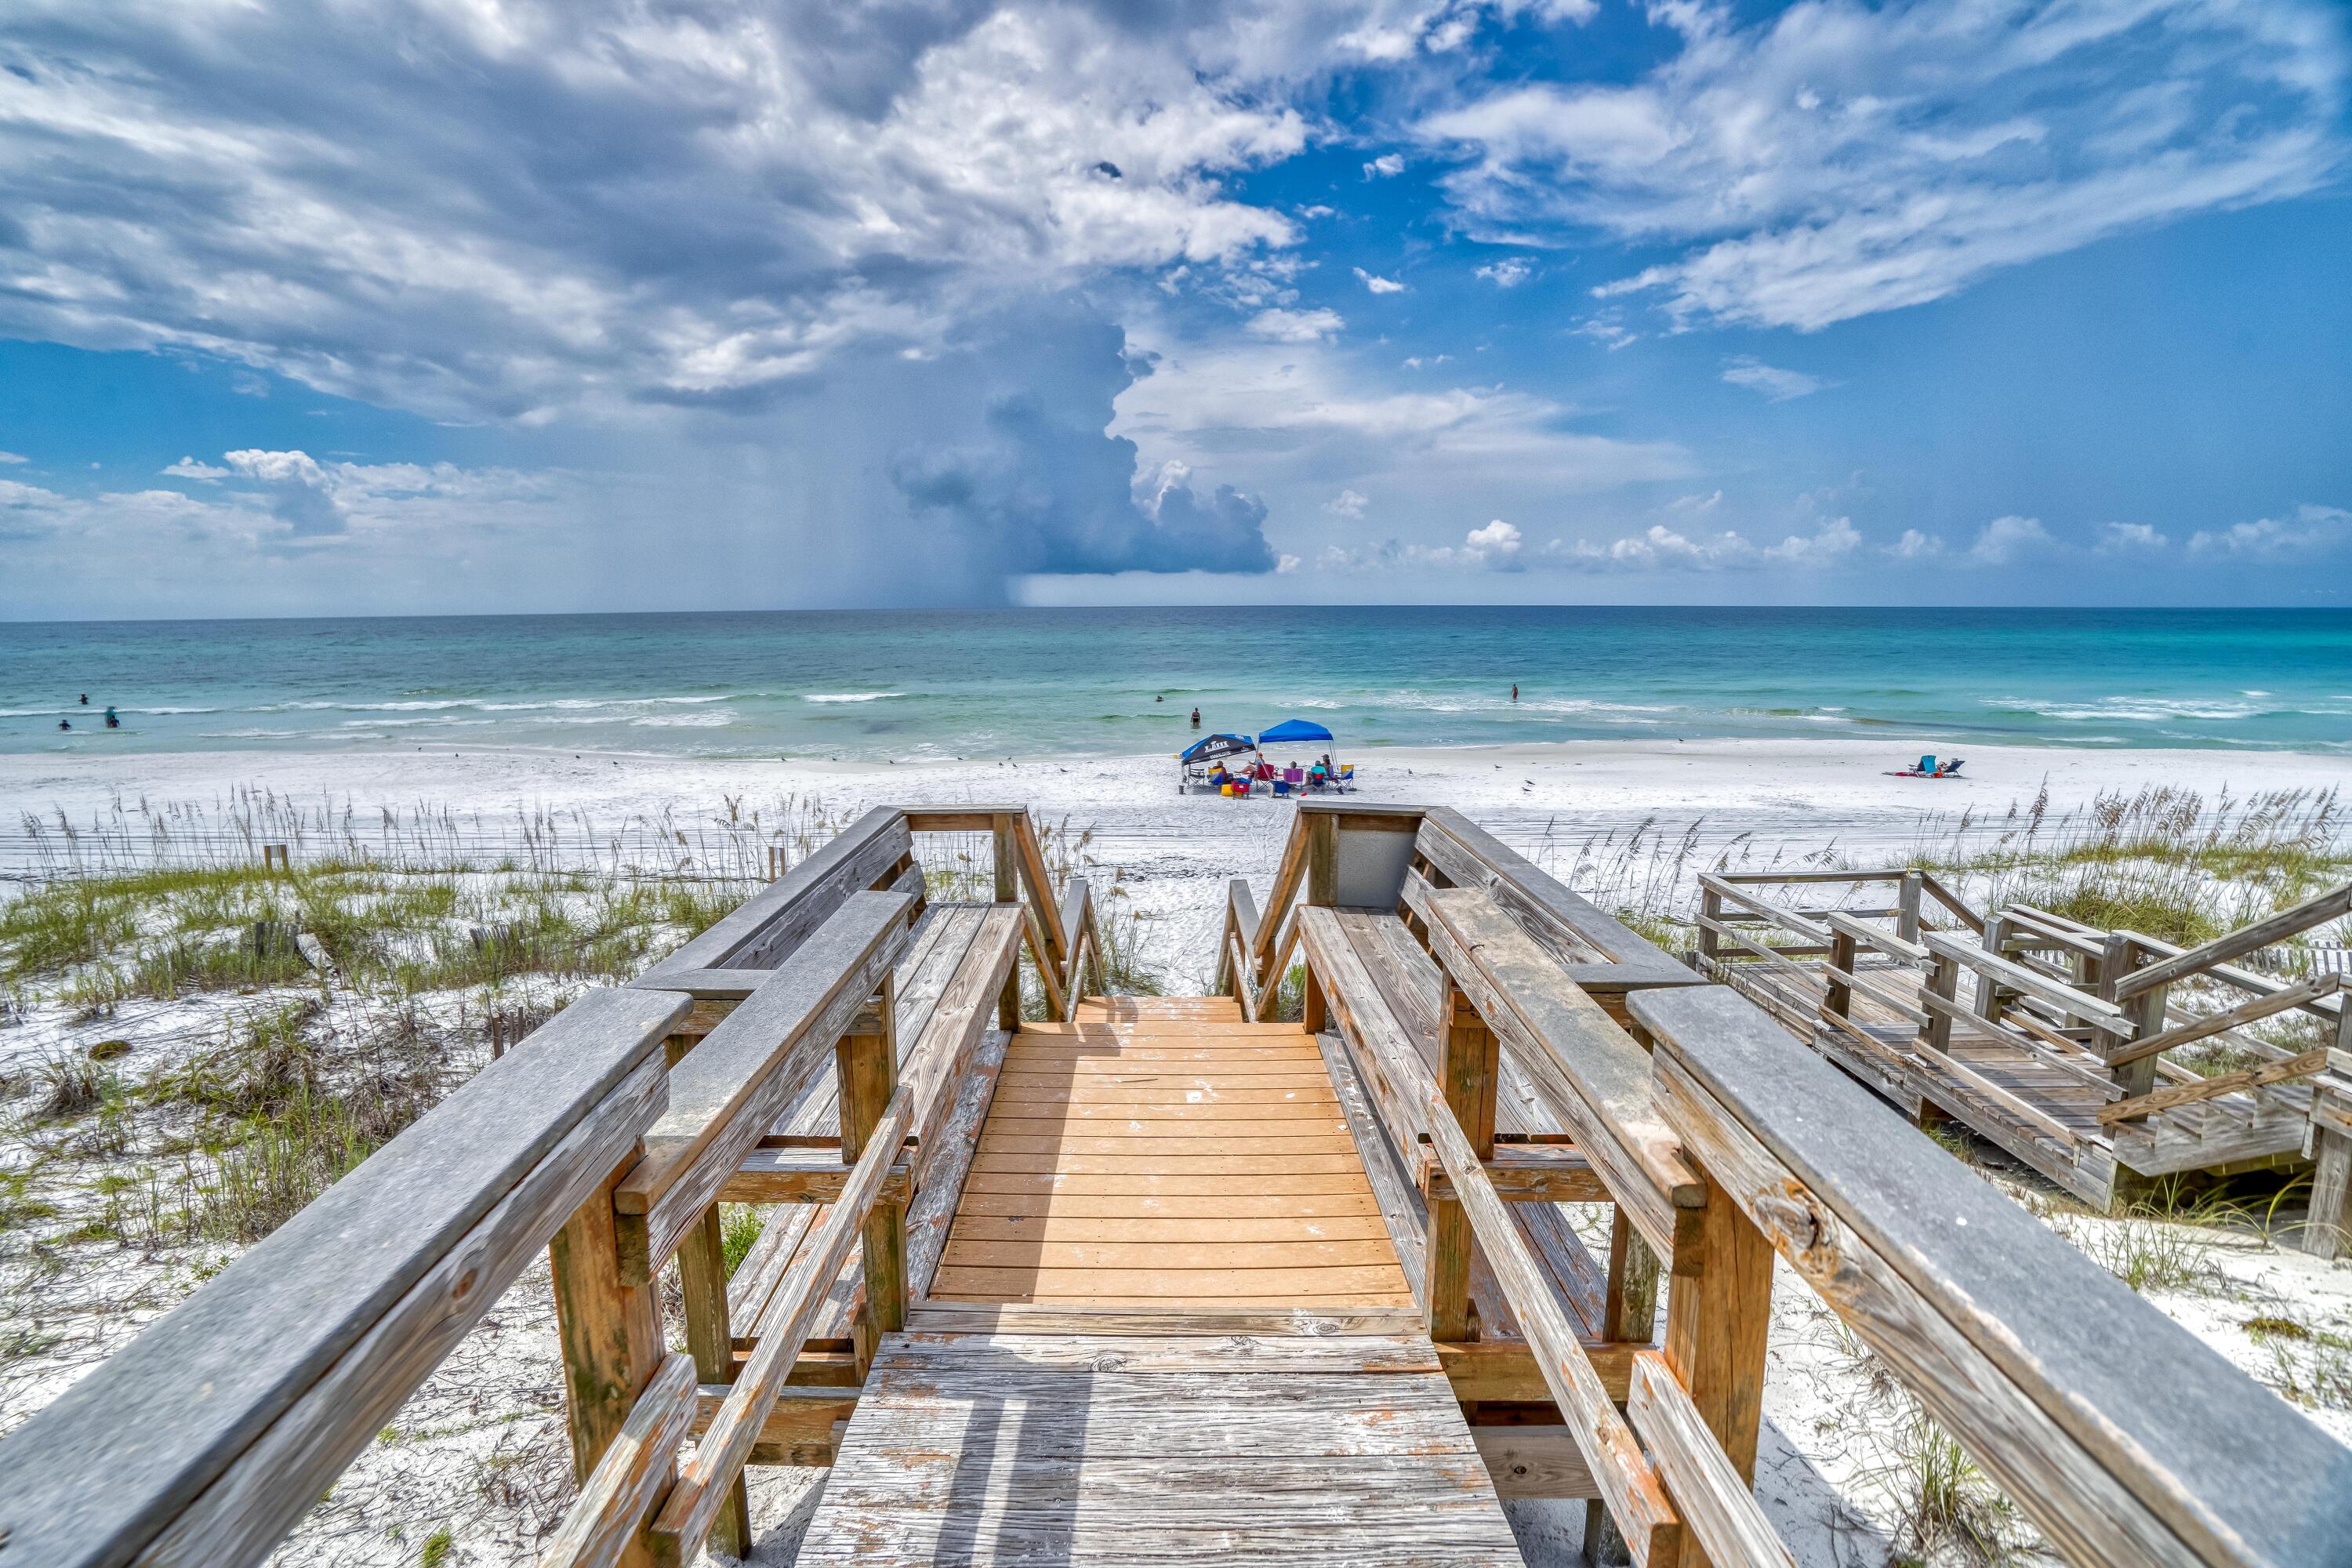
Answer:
[
  {"xmin": 1354, "ymin": 268, "xmax": 1407, "ymax": 294},
  {"xmin": 1967, "ymin": 514, "xmax": 2054, "ymax": 564},
  {"xmin": 1720, "ymin": 358, "xmax": 1834, "ymax": 401},
  {"xmin": 1325, "ymin": 511, "xmax": 1857, "ymax": 573},
  {"xmin": 0, "ymin": 452, "xmax": 27, "ymax": 464},
  {"xmin": 2096, "ymin": 521, "xmax": 2170, "ymax": 554},
  {"xmin": 2188, "ymin": 503, "xmax": 2352, "ymax": 561},
  {"xmin": 1322, "ymin": 517, "xmax": 1522, "ymax": 572},
  {"xmin": 1363, "ymin": 153, "xmax": 1406, "ymax": 178},
  {"xmin": 1474, "ymin": 259, "xmax": 1532, "ymax": 287},
  {"xmin": 1246, "ymin": 307, "xmax": 1347, "ymax": 342},
  {"xmin": 162, "ymin": 456, "xmax": 231, "ymax": 481},
  {"xmin": 1326, "ymin": 488, "xmax": 1370, "ymax": 517},
  {"xmin": 1886, "ymin": 528, "xmax": 1943, "ymax": 560},
  {"xmin": 1419, "ymin": 0, "xmax": 2350, "ymax": 329},
  {"xmin": 0, "ymin": 2, "xmax": 1330, "ymax": 423},
  {"xmin": 1543, "ymin": 515, "xmax": 1860, "ymax": 572}
]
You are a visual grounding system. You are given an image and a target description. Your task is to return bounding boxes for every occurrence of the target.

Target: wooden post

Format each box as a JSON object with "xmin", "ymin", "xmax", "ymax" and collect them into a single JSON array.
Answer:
[
  {"xmin": 1825, "ymin": 927, "xmax": 1857, "ymax": 1020},
  {"xmin": 1896, "ymin": 871, "xmax": 1923, "ymax": 945},
  {"xmin": 677, "ymin": 1205, "xmax": 750, "ymax": 1555},
  {"xmin": 550, "ymin": 1152, "xmax": 666, "ymax": 1501},
  {"xmin": 993, "ymin": 818, "xmax": 1021, "ymax": 1029},
  {"xmin": 837, "ymin": 977, "xmax": 904, "ymax": 1377},
  {"xmin": 1923, "ymin": 950, "xmax": 1961, "ymax": 1053},
  {"xmin": 1306, "ymin": 812, "xmax": 1339, "ymax": 906},
  {"xmin": 1428, "ymin": 981, "xmax": 1498, "ymax": 1342},
  {"xmin": 1973, "ymin": 913, "xmax": 2009, "ymax": 1020},
  {"xmin": 1302, "ymin": 962, "xmax": 1328, "ymax": 1036},
  {"xmin": 1663, "ymin": 1174, "xmax": 1775, "ymax": 1491},
  {"xmin": 766, "ymin": 844, "xmax": 786, "ymax": 881},
  {"xmin": 1696, "ymin": 885, "xmax": 1722, "ymax": 967},
  {"xmin": 1585, "ymin": 1210, "xmax": 1663, "ymax": 1566},
  {"xmin": 2310, "ymin": 1006, "xmax": 2352, "ymax": 1260},
  {"xmin": 262, "ymin": 843, "xmax": 289, "ymax": 873},
  {"xmin": 2116, "ymin": 981, "xmax": 2167, "ymax": 1098}
]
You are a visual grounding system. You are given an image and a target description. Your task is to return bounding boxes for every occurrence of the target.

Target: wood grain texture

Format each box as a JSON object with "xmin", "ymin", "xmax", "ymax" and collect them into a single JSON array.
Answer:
[
  {"xmin": 797, "ymin": 1332, "xmax": 1525, "ymax": 1566},
  {"xmin": 637, "ymin": 808, "xmax": 909, "ymax": 981},
  {"xmin": 535, "ymin": 1353, "xmax": 696, "ymax": 1568},
  {"xmin": 0, "ymin": 987, "xmax": 684, "ymax": 1568},
  {"xmin": 931, "ymin": 1016, "xmax": 1414, "ymax": 1308},
  {"xmin": 1636, "ymin": 982, "xmax": 2352, "ymax": 1568},
  {"xmin": 615, "ymin": 891, "xmax": 913, "ymax": 1283},
  {"xmin": 1626, "ymin": 1353, "xmax": 1793, "ymax": 1568}
]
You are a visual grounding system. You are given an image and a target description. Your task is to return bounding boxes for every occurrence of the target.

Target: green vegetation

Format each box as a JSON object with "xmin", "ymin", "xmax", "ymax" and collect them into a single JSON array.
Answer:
[
  {"xmin": 1918, "ymin": 786, "xmax": 2348, "ymax": 947},
  {"xmin": 0, "ymin": 860, "xmax": 750, "ymax": 999},
  {"xmin": 720, "ymin": 1203, "xmax": 768, "ymax": 1274},
  {"xmin": 418, "ymin": 1524, "xmax": 456, "ymax": 1567}
]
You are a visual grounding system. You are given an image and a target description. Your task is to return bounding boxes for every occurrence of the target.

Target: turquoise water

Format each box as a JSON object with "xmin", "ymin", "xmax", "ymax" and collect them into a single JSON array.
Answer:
[{"xmin": 2, "ymin": 608, "xmax": 2347, "ymax": 759}]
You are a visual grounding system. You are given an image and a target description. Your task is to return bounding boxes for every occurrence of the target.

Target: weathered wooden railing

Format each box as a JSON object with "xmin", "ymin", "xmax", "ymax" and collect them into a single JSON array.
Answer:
[
  {"xmin": 1280, "ymin": 808, "xmax": 2352, "ymax": 1568},
  {"xmin": 0, "ymin": 804, "xmax": 1071, "ymax": 1568}
]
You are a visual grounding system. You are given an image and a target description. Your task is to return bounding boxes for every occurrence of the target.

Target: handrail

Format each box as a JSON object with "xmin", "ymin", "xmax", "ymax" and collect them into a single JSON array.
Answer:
[
  {"xmin": 2114, "ymin": 882, "xmax": 2352, "ymax": 1000},
  {"xmin": 1921, "ymin": 931, "xmax": 2132, "ymax": 1034},
  {"xmin": 1633, "ymin": 982, "xmax": 2352, "ymax": 1567},
  {"xmin": 0, "ymin": 986, "xmax": 688, "ymax": 1568}
]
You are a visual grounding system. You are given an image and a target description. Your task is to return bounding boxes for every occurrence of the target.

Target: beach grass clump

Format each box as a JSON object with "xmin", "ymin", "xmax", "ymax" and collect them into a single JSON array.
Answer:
[
  {"xmin": 0, "ymin": 854, "xmax": 754, "ymax": 1001},
  {"xmin": 1882, "ymin": 1408, "xmax": 2026, "ymax": 1566},
  {"xmin": 1920, "ymin": 786, "xmax": 2349, "ymax": 946}
]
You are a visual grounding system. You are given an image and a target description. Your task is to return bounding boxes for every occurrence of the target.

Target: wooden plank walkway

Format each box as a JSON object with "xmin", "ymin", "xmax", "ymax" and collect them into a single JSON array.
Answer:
[
  {"xmin": 797, "ymin": 1332, "xmax": 1524, "ymax": 1566},
  {"xmin": 799, "ymin": 998, "xmax": 1524, "ymax": 1564},
  {"xmin": 927, "ymin": 999, "xmax": 1416, "ymax": 1309}
]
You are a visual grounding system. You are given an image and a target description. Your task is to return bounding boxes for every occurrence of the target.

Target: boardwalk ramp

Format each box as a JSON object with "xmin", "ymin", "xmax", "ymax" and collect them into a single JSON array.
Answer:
[{"xmin": 801, "ymin": 994, "xmax": 1523, "ymax": 1564}]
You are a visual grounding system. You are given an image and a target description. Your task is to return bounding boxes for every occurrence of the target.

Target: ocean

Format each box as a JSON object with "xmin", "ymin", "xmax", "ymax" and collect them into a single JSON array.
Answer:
[{"xmin": 2, "ymin": 607, "xmax": 2347, "ymax": 760}]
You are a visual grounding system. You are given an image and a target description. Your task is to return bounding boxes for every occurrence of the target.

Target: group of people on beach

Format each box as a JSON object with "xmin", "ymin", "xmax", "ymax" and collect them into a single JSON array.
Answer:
[{"xmin": 56, "ymin": 694, "xmax": 118, "ymax": 731}]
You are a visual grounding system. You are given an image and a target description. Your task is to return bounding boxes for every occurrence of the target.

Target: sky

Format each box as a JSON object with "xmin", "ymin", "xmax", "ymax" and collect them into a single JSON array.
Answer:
[{"xmin": 0, "ymin": 0, "xmax": 2347, "ymax": 617}]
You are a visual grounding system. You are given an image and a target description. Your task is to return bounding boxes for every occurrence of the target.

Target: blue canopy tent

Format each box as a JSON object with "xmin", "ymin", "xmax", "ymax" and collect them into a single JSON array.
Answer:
[{"xmin": 1255, "ymin": 718, "xmax": 1350, "ymax": 793}]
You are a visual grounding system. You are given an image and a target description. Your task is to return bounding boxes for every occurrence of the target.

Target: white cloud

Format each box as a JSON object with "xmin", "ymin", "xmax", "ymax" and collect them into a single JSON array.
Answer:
[
  {"xmin": 1326, "ymin": 488, "xmax": 1369, "ymax": 517},
  {"xmin": 1354, "ymin": 268, "xmax": 1406, "ymax": 294},
  {"xmin": 1298, "ymin": 204, "xmax": 1336, "ymax": 219},
  {"xmin": 1276, "ymin": 552, "xmax": 1301, "ymax": 573},
  {"xmin": 1321, "ymin": 517, "xmax": 1524, "ymax": 572},
  {"xmin": 1967, "ymin": 514, "xmax": 2053, "ymax": 564},
  {"xmin": 162, "ymin": 456, "xmax": 232, "ymax": 481},
  {"xmin": 1247, "ymin": 307, "xmax": 1346, "ymax": 343},
  {"xmin": 1402, "ymin": 354, "xmax": 1451, "ymax": 368},
  {"xmin": 1543, "ymin": 514, "xmax": 1860, "ymax": 572},
  {"xmin": 1419, "ymin": 0, "xmax": 2350, "ymax": 330},
  {"xmin": 2188, "ymin": 503, "xmax": 2352, "ymax": 561},
  {"xmin": 2096, "ymin": 521, "xmax": 2170, "ymax": 554},
  {"xmin": 1886, "ymin": 528, "xmax": 1943, "ymax": 560},
  {"xmin": 0, "ymin": 2, "xmax": 1330, "ymax": 420},
  {"xmin": 0, "ymin": 452, "xmax": 27, "ymax": 464},
  {"xmin": 1474, "ymin": 258, "xmax": 1532, "ymax": 288},
  {"xmin": 1720, "ymin": 357, "xmax": 1834, "ymax": 401},
  {"xmin": 1363, "ymin": 152, "xmax": 1406, "ymax": 179}
]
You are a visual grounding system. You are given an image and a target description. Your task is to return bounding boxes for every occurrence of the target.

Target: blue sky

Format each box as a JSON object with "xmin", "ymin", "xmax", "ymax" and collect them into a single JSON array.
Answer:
[{"xmin": 1, "ymin": 0, "xmax": 2346, "ymax": 615}]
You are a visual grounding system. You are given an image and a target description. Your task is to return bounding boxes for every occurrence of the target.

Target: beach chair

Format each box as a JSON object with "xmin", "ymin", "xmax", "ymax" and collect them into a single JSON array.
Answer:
[
  {"xmin": 1283, "ymin": 767, "xmax": 1304, "ymax": 786},
  {"xmin": 1272, "ymin": 779, "xmax": 1290, "ymax": 797}
]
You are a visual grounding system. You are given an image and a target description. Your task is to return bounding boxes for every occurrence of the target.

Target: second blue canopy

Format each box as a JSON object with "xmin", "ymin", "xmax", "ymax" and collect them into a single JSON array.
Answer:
[{"xmin": 1258, "ymin": 718, "xmax": 1334, "ymax": 746}]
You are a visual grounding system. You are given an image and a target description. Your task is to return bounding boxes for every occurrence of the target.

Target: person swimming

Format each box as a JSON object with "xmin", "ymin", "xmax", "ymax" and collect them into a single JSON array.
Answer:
[
  {"xmin": 104, "ymin": 706, "xmax": 120, "ymax": 729},
  {"xmin": 58, "ymin": 718, "xmax": 71, "ymax": 731}
]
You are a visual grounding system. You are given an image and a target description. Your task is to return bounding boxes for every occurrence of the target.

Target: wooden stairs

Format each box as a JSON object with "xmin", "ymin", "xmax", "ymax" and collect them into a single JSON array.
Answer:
[{"xmin": 797, "ymin": 994, "xmax": 1525, "ymax": 1565}]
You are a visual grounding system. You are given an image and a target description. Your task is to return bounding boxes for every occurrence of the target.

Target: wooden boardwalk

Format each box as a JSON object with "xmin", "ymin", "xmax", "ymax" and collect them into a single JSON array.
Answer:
[
  {"xmin": 798, "ymin": 1330, "xmax": 1523, "ymax": 1566},
  {"xmin": 928, "ymin": 996, "xmax": 1416, "ymax": 1308},
  {"xmin": 806, "ymin": 995, "xmax": 1515, "ymax": 1564}
]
